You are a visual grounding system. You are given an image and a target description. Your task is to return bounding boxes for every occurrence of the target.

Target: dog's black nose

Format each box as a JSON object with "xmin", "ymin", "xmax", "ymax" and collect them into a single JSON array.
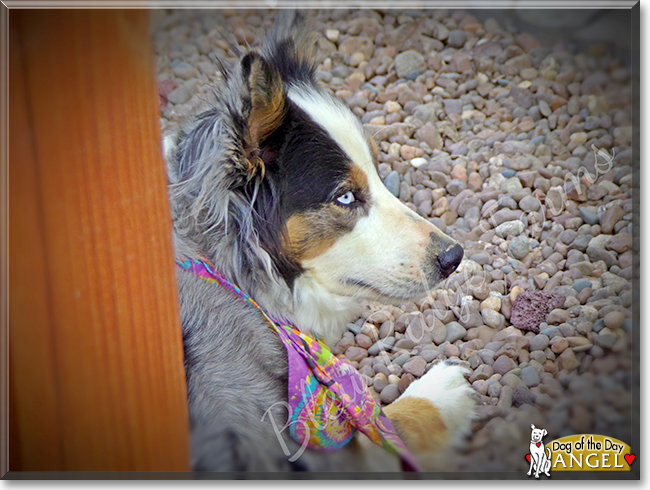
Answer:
[{"xmin": 437, "ymin": 243, "xmax": 464, "ymax": 277}]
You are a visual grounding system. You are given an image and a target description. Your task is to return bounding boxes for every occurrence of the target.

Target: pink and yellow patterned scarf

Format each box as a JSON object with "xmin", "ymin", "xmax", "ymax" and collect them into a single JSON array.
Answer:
[{"xmin": 177, "ymin": 256, "xmax": 419, "ymax": 472}]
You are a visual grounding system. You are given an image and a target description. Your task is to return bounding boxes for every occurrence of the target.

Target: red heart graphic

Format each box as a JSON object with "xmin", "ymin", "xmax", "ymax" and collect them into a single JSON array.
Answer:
[
  {"xmin": 526, "ymin": 454, "xmax": 531, "ymax": 463},
  {"xmin": 624, "ymin": 454, "xmax": 635, "ymax": 465},
  {"xmin": 536, "ymin": 442, "xmax": 541, "ymax": 447}
]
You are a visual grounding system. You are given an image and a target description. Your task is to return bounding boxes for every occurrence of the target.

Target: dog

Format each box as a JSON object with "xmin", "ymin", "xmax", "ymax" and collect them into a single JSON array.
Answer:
[
  {"xmin": 164, "ymin": 11, "xmax": 474, "ymax": 472},
  {"xmin": 528, "ymin": 424, "xmax": 552, "ymax": 478}
]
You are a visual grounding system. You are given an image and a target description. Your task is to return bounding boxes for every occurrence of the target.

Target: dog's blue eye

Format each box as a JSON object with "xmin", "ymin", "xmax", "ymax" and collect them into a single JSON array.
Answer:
[{"xmin": 336, "ymin": 191, "xmax": 356, "ymax": 206}]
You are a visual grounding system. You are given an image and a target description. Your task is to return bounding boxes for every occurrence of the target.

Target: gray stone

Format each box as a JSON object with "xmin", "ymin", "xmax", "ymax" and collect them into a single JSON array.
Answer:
[
  {"xmin": 373, "ymin": 373, "xmax": 388, "ymax": 392},
  {"xmin": 368, "ymin": 338, "xmax": 395, "ymax": 356},
  {"xmin": 601, "ymin": 272, "xmax": 629, "ymax": 294},
  {"xmin": 572, "ymin": 279, "xmax": 592, "ymax": 293},
  {"xmin": 446, "ymin": 179, "xmax": 467, "ymax": 196},
  {"xmin": 445, "ymin": 322, "xmax": 467, "ymax": 343},
  {"xmin": 593, "ymin": 333, "xmax": 616, "ymax": 350},
  {"xmin": 167, "ymin": 85, "xmax": 192, "ymax": 104},
  {"xmin": 493, "ymin": 355, "xmax": 517, "ymax": 375},
  {"xmin": 383, "ymin": 171, "xmax": 400, "ymax": 197},
  {"xmin": 347, "ymin": 323, "xmax": 362, "ymax": 335},
  {"xmin": 432, "ymin": 321, "xmax": 447, "ymax": 345},
  {"xmin": 539, "ymin": 100, "xmax": 552, "ymax": 117},
  {"xmin": 519, "ymin": 195, "xmax": 541, "ymax": 212},
  {"xmin": 500, "ymin": 177, "xmax": 523, "ymax": 194},
  {"xmin": 380, "ymin": 384, "xmax": 401, "ymax": 404},
  {"xmin": 413, "ymin": 103, "xmax": 439, "ymax": 124},
  {"xmin": 482, "ymin": 309, "xmax": 505, "ymax": 329},
  {"xmin": 421, "ymin": 348, "xmax": 441, "ymax": 362},
  {"xmin": 444, "ymin": 99, "xmax": 464, "ymax": 116},
  {"xmin": 512, "ymin": 385, "xmax": 537, "ymax": 407},
  {"xmin": 393, "ymin": 353, "xmax": 411, "ymax": 366},
  {"xmin": 509, "ymin": 236, "xmax": 530, "ymax": 259},
  {"xmin": 174, "ymin": 64, "xmax": 200, "ymax": 80},
  {"xmin": 469, "ymin": 364, "xmax": 494, "ymax": 382},
  {"xmin": 521, "ymin": 366, "xmax": 541, "ymax": 387},
  {"xmin": 416, "ymin": 123, "xmax": 443, "ymax": 150},
  {"xmin": 395, "ymin": 50, "xmax": 425, "ymax": 78},
  {"xmin": 510, "ymin": 86, "xmax": 534, "ymax": 109},
  {"xmin": 623, "ymin": 318, "xmax": 633, "ymax": 332},
  {"xmin": 529, "ymin": 334, "xmax": 550, "ymax": 352},
  {"xmin": 499, "ymin": 140, "xmax": 535, "ymax": 155},
  {"xmin": 586, "ymin": 246, "xmax": 617, "ymax": 268},
  {"xmin": 495, "ymin": 220, "xmax": 525, "ymax": 238},
  {"xmin": 447, "ymin": 30, "xmax": 467, "ymax": 48},
  {"xmin": 487, "ymin": 380, "xmax": 502, "ymax": 397},
  {"xmin": 570, "ymin": 234, "xmax": 593, "ymax": 252},
  {"xmin": 600, "ymin": 205, "xmax": 625, "ymax": 234},
  {"xmin": 470, "ymin": 251, "xmax": 491, "ymax": 265},
  {"xmin": 559, "ymin": 229, "xmax": 578, "ymax": 245},
  {"xmin": 501, "ymin": 373, "xmax": 525, "ymax": 389}
]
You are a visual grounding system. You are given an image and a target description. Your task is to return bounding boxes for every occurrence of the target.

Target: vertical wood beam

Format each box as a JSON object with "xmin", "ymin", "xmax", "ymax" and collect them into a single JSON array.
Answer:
[{"xmin": 9, "ymin": 9, "xmax": 189, "ymax": 471}]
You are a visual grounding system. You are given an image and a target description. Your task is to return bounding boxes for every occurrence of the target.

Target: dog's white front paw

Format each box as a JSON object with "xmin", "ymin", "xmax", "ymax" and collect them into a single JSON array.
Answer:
[{"xmin": 400, "ymin": 360, "xmax": 475, "ymax": 443}]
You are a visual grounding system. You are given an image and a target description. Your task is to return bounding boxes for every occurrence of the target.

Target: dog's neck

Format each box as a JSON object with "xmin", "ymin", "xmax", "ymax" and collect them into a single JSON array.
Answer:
[
  {"xmin": 257, "ymin": 273, "xmax": 362, "ymax": 347},
  {"xmin": 173, "ymin": 234, "xmax": 359, "ymax": 347}
]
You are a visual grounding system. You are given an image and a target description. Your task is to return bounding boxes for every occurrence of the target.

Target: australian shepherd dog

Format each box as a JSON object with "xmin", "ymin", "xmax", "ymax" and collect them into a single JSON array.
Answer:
[{"xmin": 164, "ymin": 11, "xmax": 474, "ymax": 473}]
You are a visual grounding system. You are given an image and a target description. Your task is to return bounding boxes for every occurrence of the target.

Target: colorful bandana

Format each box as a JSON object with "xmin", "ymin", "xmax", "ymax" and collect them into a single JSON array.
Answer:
[{"xmin": 177, "ymin": 256, "xmax": 420, "ymax": 472}]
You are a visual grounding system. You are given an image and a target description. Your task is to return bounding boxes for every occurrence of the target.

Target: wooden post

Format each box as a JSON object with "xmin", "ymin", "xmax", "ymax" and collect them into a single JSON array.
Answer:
[{"xmin": 9, "ymin": 10, "xmax": 189, "ymax": 472}]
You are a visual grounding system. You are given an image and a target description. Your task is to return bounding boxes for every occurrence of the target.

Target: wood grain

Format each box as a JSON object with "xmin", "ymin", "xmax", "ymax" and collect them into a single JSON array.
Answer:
[{"xmin": 9, "ymin": 10, "xmax": 189, "ymax": 471}]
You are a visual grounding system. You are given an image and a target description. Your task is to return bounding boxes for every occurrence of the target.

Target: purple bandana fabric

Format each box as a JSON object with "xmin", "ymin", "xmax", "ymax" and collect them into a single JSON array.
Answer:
[{"xmin": 177, "ymin": 257, "xmax": 420, "ymax": 472}]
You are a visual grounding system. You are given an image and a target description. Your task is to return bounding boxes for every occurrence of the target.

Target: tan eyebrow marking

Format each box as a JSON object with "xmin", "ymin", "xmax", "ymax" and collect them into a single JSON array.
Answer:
[{"xmin": 349, "ymin": 164, "xmax": 369, "ymax": 193}]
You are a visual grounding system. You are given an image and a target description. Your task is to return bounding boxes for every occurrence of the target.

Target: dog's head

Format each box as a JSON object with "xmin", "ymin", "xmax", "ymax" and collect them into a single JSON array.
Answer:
[
  {"xmin": 530, "ymin": 424, "xmax": 547, "ymax": 443},
  {"xmin": 167, "ymin": 12, "xmax": 462, "ymax": 338}
]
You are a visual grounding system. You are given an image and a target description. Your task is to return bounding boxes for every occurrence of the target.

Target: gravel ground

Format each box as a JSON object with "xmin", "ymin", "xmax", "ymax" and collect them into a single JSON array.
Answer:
[{"xmin": 153, "ymin": 9, "xmax": 636, "ymax": 473}]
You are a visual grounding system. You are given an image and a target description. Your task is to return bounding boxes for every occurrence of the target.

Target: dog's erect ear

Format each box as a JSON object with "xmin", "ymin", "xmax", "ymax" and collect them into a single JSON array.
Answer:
[
  {"xmin": 262, "ymin": 10, "xmax": 318, "ymax": 72},
  {"xmin": 531, "ymin": 424, "xmax": 536, "ymax": 430},
  {"xmin": 240, "ymin": 51, "xmax": 286, "ymax": 176}
]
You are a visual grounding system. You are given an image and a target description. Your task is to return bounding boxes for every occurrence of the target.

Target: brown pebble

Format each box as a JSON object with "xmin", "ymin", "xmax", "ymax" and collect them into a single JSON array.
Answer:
[
  {"xmin": 398, "ymin": 373, "xmax": 415, "ymax": 394},
  {"xmin": 547, "ymin": 308, "xmax": 570, "ymax": 325},
  {"xmin": 402, "ymin": 356, "xmax": 427, "ymax": 377},
  {"xmin": 355, "ymin": 333, "xmax": 373, "ymax": 349},
  {"xmin": 604, "ymin": 311, "xmax": 625, "ymax": 330},
  {"xmin": 543, "ymin": 360, "xmax": 556, "ymax": 373},
  {"xmin": 493, "ymin": 355, "xmax": 517, "ymax": 375},
  {"xmin": 443, "ymin": 343, "xmax": 460, "ymax": 358},
  {"xmin": 451, "ymin": 164, "xmax": 468, "ymax": 182},
  {"xmin": 473, "ymin": 380, "xmax": 488, "ymax": 395},
  {"xmin": 567, "ymin": 336, "xmax": 593, "ymax": 352},
  {"xmin": 577, "ymin": 287, "xmax": 592, "ymax": 304},
  {"xmin": 550, "ymin": 337, "xmax": 569, "ymax": 354},
  {"xmin": 345, "ymin": 346, "xmax": 368, "ymax": 362},
  {"xmin": 557, "ymin": 349, "xmax": 580, "ymax": 371}
]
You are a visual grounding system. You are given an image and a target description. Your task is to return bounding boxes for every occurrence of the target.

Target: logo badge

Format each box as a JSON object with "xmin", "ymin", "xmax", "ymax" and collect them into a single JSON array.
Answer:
[
  {"xmin": 525, "ymin": 430, "xmax": 635, "ymax": 475},
  {"xmin": 527, "ymin": 424, "xmax": 552, "ymax": 479}
]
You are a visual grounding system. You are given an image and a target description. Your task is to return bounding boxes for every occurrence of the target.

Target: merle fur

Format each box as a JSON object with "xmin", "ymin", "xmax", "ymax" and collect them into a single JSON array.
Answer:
[{"xmin": 166, "ymin": 11, "xmax": 392, "ymax": 472}]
